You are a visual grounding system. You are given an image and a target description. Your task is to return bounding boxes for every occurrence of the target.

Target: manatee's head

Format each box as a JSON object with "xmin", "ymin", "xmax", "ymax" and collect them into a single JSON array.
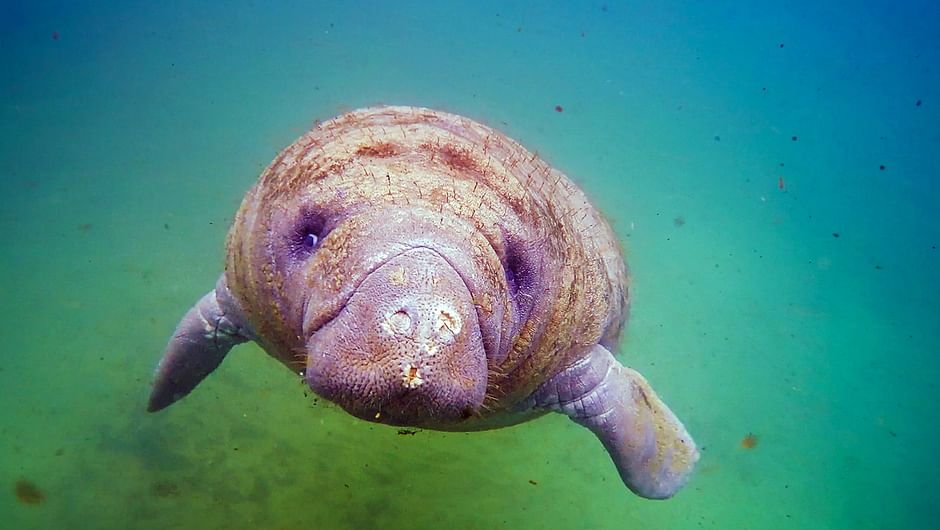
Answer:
[
  {"xmin": 226, "ymin": 107, "xmax": 549, "ymax": 428},
  {"xmin": 232, "ymin": 202, "xmax": 539, "ymax": 427}
]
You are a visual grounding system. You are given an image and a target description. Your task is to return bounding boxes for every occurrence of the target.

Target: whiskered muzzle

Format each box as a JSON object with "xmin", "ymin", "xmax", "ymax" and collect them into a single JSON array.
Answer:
[{"xmin": 305, "ymin": 248, "xmax": 488, "ymax": 427}]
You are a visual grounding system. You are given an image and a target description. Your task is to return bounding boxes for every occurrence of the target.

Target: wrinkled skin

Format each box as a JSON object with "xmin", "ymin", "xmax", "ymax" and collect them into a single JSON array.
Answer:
[{"xmin": 148, "ymin": 106, "xmax": 698, "ymax": 499}]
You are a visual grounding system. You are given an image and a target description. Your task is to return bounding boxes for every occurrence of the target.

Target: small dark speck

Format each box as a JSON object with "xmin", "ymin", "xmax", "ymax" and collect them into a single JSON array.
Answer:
[
  {"xmin": 528, "ymin": 479, "xmax": 538, "ymax": 486},
  {"xmin": 879, "ymin": 165, "xmax": 885, "ymax": 171},
  {"xmin": 233, "ymin": 447, "xmax": 239, "ymax": 451},
  {"xmin": 554, "ymin": 105, "xmax": 563, "ymax": 113},
  {"xmin": 832, "ymin": 232, "xmax": 840, "ymax": 238},
  {"xmin": 344, "ymin": 483, "xmax": 350, "ymax": 488},
  {"xmin": 151, "ymin": 480, "xmax": 180, "ymax": 498},
  {"xmin": 54, "ymin": 448, "xmax": 64, "ymax": 457},
  {"xmin": 791, "ymin": 136, "xmax": 798, "ymax": 141},
  {"xmin": 714, "ymin": 135, "xmax": 720, "ymax": 142},
  {"xmin": 674, "ymin": 216, "xmax": 685, "ymax": 227},
  {"xmin": 164, "ymin": 223, "xmax": 170, "ymax": 230},
  {"xmin": 889, "ymin": 430, "xmax": 897, "ymax": 437},
  {"xmin": 762, "ymin": 87, "xmax": 767, "ymax": 92},
  {"xmin": 397, "ymin": 429, "xmax": 418, "ymax": 436},
  {"xmin": 874, "ymin": 265, "xmax": 883, "ymax": 270},
  {"xmin": 601, "ymin": 4, "xmax": 608, "ymax": 12},
  {"xmin": 779, "ymin": 43, "xmax": 785, "ymax": 48},
  {"xmin": 916, "ymin": 99, "xmax": 922, "ymax": 107}
]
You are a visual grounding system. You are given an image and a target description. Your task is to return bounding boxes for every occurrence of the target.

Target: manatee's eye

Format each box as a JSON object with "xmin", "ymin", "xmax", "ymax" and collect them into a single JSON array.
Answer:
[
  {"xmin": 302, "ymin": 233, "xmax": 318, "ymax": 249},
  {"xmin": 503, "ymin": 235, "xmax": 538, "ymax": 323},
  {"xmin": 505, "ymin": 253, "xmax": 523, "ymax": 297},
  {"xmin": 290, "ymin": 212, "xmax": 328, "ymax": 258},
  {"xmin": 503, "ymin": 240, "xmax": 532, "ymax": 299}
]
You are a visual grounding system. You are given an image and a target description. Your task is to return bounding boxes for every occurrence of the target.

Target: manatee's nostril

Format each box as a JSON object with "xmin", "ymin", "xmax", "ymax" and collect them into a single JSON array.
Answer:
[{"xmin": 384, "ymin": 309, "xmax": 412, "ymax": 335}]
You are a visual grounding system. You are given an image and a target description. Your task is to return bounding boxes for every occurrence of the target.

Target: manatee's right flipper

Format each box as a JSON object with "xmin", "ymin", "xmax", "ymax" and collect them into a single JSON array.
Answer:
[
  {"xmin": 147, "ymin": 277, "xmax": 252, "ymax": 412},
  {"xmin": 527, "ymin": 344, "xmax": 699, "ymax": 499}
]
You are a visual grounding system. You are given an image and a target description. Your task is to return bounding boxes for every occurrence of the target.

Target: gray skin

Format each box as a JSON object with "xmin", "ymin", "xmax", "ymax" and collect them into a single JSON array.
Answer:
[{"xmin": 148, "ymin": 106, "xmax": 698, "ymax": 499}]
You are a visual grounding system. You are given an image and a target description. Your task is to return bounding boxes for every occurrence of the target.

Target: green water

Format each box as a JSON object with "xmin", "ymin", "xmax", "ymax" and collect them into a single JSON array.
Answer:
[{"xmin": 2, "ymin": 1, "xmax": 937, "ymax": 528}]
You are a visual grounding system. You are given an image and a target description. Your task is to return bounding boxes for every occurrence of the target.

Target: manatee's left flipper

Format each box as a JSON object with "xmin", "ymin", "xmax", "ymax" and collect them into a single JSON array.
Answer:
[
  {"xmin": 147, "ymin": 276, "xmax": 252, "ymax": 412},
  {"xmin": 527, "ymin": 344, "xmax": 699, "ymax": 499}
]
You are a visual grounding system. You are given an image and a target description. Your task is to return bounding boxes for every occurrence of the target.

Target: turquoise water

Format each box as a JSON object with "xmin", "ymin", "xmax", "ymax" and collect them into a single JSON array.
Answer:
[{"xmin": 2, "ymin": 1, "xmax": 938, "ymax": 528}]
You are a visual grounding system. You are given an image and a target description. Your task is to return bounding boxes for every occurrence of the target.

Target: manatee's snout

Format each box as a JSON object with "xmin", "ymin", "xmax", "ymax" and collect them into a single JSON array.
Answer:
[{"xmin": 305, "ymin": 247, "xmax": 487, "ymax": 426}]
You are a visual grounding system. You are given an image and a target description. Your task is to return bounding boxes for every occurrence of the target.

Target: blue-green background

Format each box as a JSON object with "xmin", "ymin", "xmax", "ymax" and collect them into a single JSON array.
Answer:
[{"xmin": 2, "ymin": 1, "xmax": 937, "ymax": 528}]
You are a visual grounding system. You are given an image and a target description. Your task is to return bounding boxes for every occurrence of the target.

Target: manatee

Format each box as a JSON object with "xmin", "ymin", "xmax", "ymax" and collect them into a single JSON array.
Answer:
[{"xmin": 148, "ymin": 106, "xmax": 698, "ymax": 499}]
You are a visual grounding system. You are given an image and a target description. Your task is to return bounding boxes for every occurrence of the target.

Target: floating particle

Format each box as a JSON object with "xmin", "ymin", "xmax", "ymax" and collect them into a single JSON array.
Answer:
[
  {"xmin": 916, "ymin": 99, "xmax": 922, "ymax": 107},
  {"xmin": 778, "ymin": 176, "xmax": 785, "ymax": 190},
  {"xmin": 52, "ymin": 31, "xmax": 59, "ymax": 41},
  {"xmin": 779, "ymin": 43, "xmax": 785, "ymax": 48},
  {"xmin": 714, "ymin": 135, "xmax": 720, "ymax": 142},
  {"xmin": 879, "ymin": 165, "xmax": 885, "ymax": 171},
  {"xmin": 554, "ymin": 105, "xmax": 563, "ymax": 113},
  {"xmin": 741, "ymin": 433, "xmax": 758, "ymax": 449},
  {"xmin": 151, "ymin": 480, "xmax": 181, "ymax": 498},
  {"xmin": 791, "ymin": 136, "xmax": 798, "ymax": 141},
  {"xmin": 832, "ymin": 232, "xmax": 840, "ymax": 238},
  {"xmin": 673, "ymin": 216, "xmax": 685, "ymax": 227},
  {"xmin": 14, "ymin": 479, "xmax": 44, "ymax": 505}
]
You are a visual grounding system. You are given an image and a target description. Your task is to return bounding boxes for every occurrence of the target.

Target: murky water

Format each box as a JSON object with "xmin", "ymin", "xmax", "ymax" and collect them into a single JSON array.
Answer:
[{"xmin": 2, "ymin": 2, "xmax": 937, "ymax": 528}]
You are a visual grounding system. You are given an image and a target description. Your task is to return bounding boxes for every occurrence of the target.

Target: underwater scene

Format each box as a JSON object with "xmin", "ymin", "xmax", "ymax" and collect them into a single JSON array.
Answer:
[{"xmin": 2, "ymin": 1, "xmax": 938, "ymax": 529}]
